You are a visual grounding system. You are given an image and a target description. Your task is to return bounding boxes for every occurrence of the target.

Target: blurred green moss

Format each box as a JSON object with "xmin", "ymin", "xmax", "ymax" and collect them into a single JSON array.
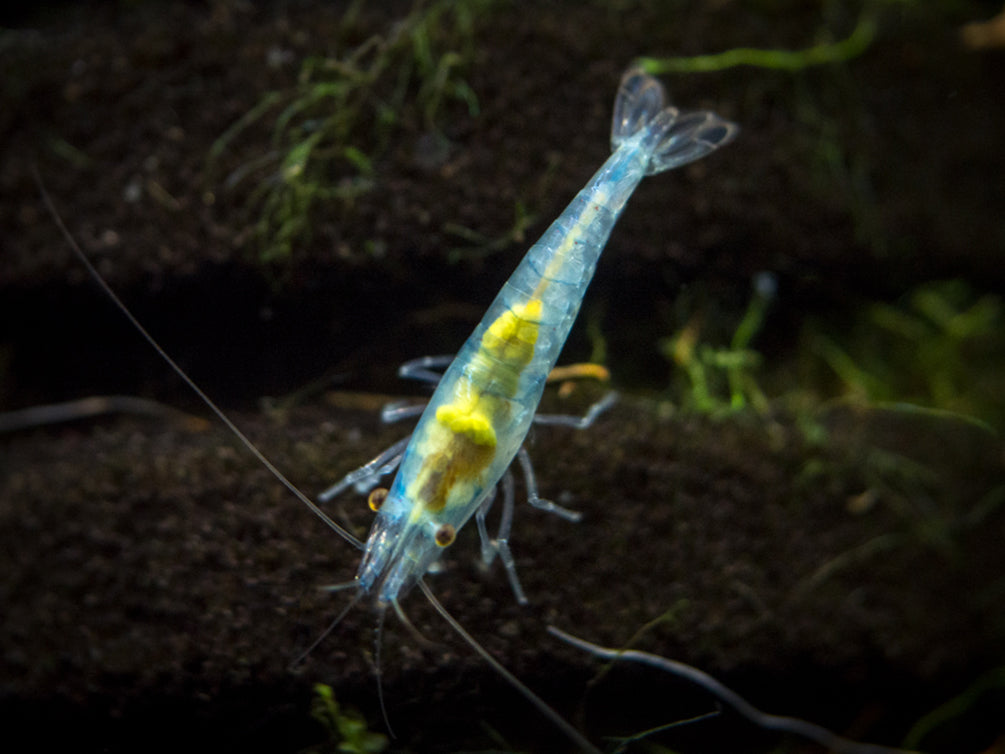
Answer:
[{"xmin": 208, "ymin": 0, "xmax": 492, "ymax": 265}]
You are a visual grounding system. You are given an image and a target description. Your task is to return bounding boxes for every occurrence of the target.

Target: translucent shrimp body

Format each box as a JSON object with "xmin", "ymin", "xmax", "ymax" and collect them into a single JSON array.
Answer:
[{"xmin": 357, "ymin": 68, "xmax": 737, "ymax": 605}]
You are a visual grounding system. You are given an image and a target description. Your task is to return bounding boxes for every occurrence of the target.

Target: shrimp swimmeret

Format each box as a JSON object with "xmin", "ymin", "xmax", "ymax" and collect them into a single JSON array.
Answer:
[{"xmin": 44, "ymin": 67, "xmax": 736, "ymax": 752}]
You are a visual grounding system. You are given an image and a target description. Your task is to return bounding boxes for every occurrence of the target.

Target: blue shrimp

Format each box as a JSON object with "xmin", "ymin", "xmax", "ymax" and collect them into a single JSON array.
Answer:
[
  {"xmin": 41, "ymin": 67, "xmax": 736, "ymax": 753},
  {"xmin": 327, "ymin": 67, "xmax": 737, "ymax": 609}
]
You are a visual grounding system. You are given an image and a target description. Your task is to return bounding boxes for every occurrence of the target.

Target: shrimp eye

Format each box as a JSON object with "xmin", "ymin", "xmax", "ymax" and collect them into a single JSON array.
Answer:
[
  {"xmin": 367, "ymin": 487, "xmax": 388, "ymax": 512},
  {"xmin": 434, "ymin": 523, "xmax": 456, "ymax": 547}
]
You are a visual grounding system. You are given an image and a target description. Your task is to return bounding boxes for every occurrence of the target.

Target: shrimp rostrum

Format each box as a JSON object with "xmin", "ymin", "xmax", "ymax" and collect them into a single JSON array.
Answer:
[{"xmin": 325, "ymin": 67, "xmax": 736, "ymax": 640}]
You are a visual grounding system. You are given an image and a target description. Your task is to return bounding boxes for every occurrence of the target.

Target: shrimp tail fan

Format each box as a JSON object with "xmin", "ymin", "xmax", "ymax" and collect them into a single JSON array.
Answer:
[{"xmin": 611, "ymin": 66, "xmax": 738, "ymax": 175}]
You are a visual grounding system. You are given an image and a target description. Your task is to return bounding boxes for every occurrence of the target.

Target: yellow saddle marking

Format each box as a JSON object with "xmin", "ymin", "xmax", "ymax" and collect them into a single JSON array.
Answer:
[{"xmin": 410, "ymin": 298, "xmax": 547, "ymax": 515}]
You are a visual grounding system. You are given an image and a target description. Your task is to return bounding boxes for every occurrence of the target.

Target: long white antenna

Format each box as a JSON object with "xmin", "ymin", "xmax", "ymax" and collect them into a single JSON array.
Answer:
[
  {"xmin": 34, "ymin": 166, "xmax": 364, "ymax": 551},
  {"xmin": 419, "ymin": 580, "xmax": 602, "ymax": 754}
]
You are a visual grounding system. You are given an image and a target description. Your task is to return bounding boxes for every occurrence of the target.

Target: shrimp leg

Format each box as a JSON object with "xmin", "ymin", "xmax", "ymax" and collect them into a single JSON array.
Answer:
[
  {"xmin": 475, "ymin": 470, "xmax": 528, "ymax": 603},
  {"xmin": 317, "ymin": 436, "xmax": 411, "ymax": 501}
]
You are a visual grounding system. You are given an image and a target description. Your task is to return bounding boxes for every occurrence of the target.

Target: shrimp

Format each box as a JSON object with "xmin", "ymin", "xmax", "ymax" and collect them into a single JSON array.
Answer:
[
  {"xmin": 325, "ymin": 66, "xmax": 736, "ymax": 610},
  {"xmin": 39, "ymin": 66, "xmax": 736, "ymax": 752}
]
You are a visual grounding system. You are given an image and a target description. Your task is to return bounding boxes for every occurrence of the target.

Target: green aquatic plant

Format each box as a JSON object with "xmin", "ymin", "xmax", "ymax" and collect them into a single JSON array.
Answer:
[
  {"xmin": 792, "ymin": 280, "xmax": 1005, "ymax": 574},
  {"xmin": 208, "ymin": 0, "xmax": 491, "ymax": 264},
  {"xmin": 661, "ymin": 272, "xmax": 776, "ymax": 415},
  {"xmin": 793, "ymin": 449, "xmax": 1004, "ymax": 602},
  {"xmin": 636, "ymin": 2, "xmax": 902, "ymax": 259},
  {"xmin": 807, "ymin": 279, "xmax": 1004, "ymax": 429},
  {"xmin": 902, "ymin": 667, "xmax": 1005, "ymax": 751},
  {"xmin": 305, "ymin": 683, "xmax": 387, "ymax": 754},
  {"xmin": 637, "ymin": 10, "xmax": 877, "ymax": 74},
  {"xmin": 442, "ymin": 199, "xmax": 538, "ymax": 263},
  {"xmin": 602, "ymin": 710, "xmax": 720, "ymax": 754}
]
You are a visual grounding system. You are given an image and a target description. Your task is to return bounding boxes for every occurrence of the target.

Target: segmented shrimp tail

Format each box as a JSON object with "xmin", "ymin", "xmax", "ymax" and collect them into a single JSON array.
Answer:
[{"xmin": 611, "ymin": 66, "xmax": 738, "ymax": 175}]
